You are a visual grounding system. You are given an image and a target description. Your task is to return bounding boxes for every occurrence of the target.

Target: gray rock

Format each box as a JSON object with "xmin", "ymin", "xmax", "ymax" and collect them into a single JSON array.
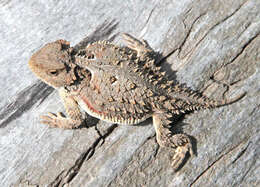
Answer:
[{"xmin": 0, "ymin": 0, "xmax": 259, "ymax": 186}]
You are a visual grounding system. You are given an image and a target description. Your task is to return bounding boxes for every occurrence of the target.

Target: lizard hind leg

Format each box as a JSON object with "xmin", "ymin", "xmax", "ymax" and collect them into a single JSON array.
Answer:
[
  {"xmin": 121, "ymin": 33, "xmax": 153, "ymax": 60},
  {"xmin": 152, "ymin": 112, "xmax": 194, "ymax": 170}
]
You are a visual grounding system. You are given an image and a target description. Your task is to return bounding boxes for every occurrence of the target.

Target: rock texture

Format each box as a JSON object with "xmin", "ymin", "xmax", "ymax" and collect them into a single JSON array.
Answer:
[{"xmin": 0, "ymin": 0, "xmax": 259, "ymax": 187}]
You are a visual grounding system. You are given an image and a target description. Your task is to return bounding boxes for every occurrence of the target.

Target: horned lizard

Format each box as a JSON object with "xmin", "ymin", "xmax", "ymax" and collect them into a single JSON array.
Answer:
[{"xmin": 28, "ymin": 33, "xmax": 245, "ymax": 170}]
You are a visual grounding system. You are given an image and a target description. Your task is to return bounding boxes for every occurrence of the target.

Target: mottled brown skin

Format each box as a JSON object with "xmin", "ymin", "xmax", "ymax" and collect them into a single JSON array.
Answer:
[{"xmin": 28, "ymin": 33, "xmax": 245, "ymax": 170}]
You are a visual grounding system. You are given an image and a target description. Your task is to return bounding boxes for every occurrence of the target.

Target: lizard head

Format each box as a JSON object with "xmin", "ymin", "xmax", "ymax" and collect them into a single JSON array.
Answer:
[{"xmin": 29, "ymin": 40, "xmax": 75, "ymax": 88}]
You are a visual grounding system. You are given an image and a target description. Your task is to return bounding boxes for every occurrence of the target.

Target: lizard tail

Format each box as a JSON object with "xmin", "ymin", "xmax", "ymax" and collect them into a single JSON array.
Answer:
[
  {"xmin": 210, "ymin": 91, "xmax": 246, "ymax": 107},
  {"xmin": 168, "ymin": 83, "xmax": 246, "ymax": 113},
  {"xmin": 172, "ymin": 91, "xmax": 247, "ymax": 113}
]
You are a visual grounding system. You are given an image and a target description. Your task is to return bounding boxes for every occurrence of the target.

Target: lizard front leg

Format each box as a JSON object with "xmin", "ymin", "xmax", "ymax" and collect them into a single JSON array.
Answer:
[
  {"xmin": 40, "ymin": 88, "xmax": 84, "ymax": 129},
  {"xmin": 152, "ymin": 112, "xmax": 194, "ymax": 170}
]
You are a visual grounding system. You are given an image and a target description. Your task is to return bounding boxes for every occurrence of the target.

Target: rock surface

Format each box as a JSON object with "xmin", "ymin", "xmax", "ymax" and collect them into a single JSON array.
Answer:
[{"xmin": 0, "ymin": 0, "xmax": 259, "ymax": 186}]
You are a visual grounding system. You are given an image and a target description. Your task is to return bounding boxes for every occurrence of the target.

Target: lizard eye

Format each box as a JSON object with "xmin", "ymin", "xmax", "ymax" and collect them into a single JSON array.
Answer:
[{"xmin": 49, "ymin": 70, "xmax": 58, "ymax": 76}]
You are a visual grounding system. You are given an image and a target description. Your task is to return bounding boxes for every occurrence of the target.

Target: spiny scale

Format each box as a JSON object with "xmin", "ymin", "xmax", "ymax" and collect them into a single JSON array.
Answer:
[{"xmin": 76, "ymin": 37, "xmax": 245, "ymax": 117}]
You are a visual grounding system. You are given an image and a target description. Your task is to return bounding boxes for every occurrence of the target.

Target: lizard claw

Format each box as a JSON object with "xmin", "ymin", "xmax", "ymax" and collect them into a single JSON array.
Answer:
[
  {"xmin": 40, "ymin": 112, "xmax": 73, "ymax": 129},
  {"xmin": 171, "ymin": 142, "xmax": 193, "ymax": 171},
  {"xmin": 122, "ymin": 33, "xmax": 144, "ymax": 50},
  {"xmin": 170, "ymin": 135, "xmax": 194, "ymax": 171},
  {"xmin": 122, "ymin": 33, "xmax": 153, "ymax": 58}
]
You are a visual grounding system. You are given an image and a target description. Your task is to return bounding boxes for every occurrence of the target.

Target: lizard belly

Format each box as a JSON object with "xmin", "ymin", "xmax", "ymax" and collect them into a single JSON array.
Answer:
[{"xmin": 77, "ymin": 96, "xmax": 150, "ymax": 125}]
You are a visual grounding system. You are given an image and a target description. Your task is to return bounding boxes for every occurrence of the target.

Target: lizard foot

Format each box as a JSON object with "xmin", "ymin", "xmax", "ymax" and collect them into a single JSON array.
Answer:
[
  {"xmin": 122, "ymin": 33, "xmax": 153, "ymax": 59},
  {"xmin": 170, "ymin": 134, "xmax": 194, "ymax": 170},
  {"xmin": 40, "ymin": 112, "xmax": 81, "ymax": 129}
]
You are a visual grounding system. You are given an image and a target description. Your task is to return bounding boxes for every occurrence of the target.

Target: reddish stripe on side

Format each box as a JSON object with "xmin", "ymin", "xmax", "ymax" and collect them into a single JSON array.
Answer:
[{"xmin": 81, "ymin": 96, "xmax": 103, "ymax": 115}]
